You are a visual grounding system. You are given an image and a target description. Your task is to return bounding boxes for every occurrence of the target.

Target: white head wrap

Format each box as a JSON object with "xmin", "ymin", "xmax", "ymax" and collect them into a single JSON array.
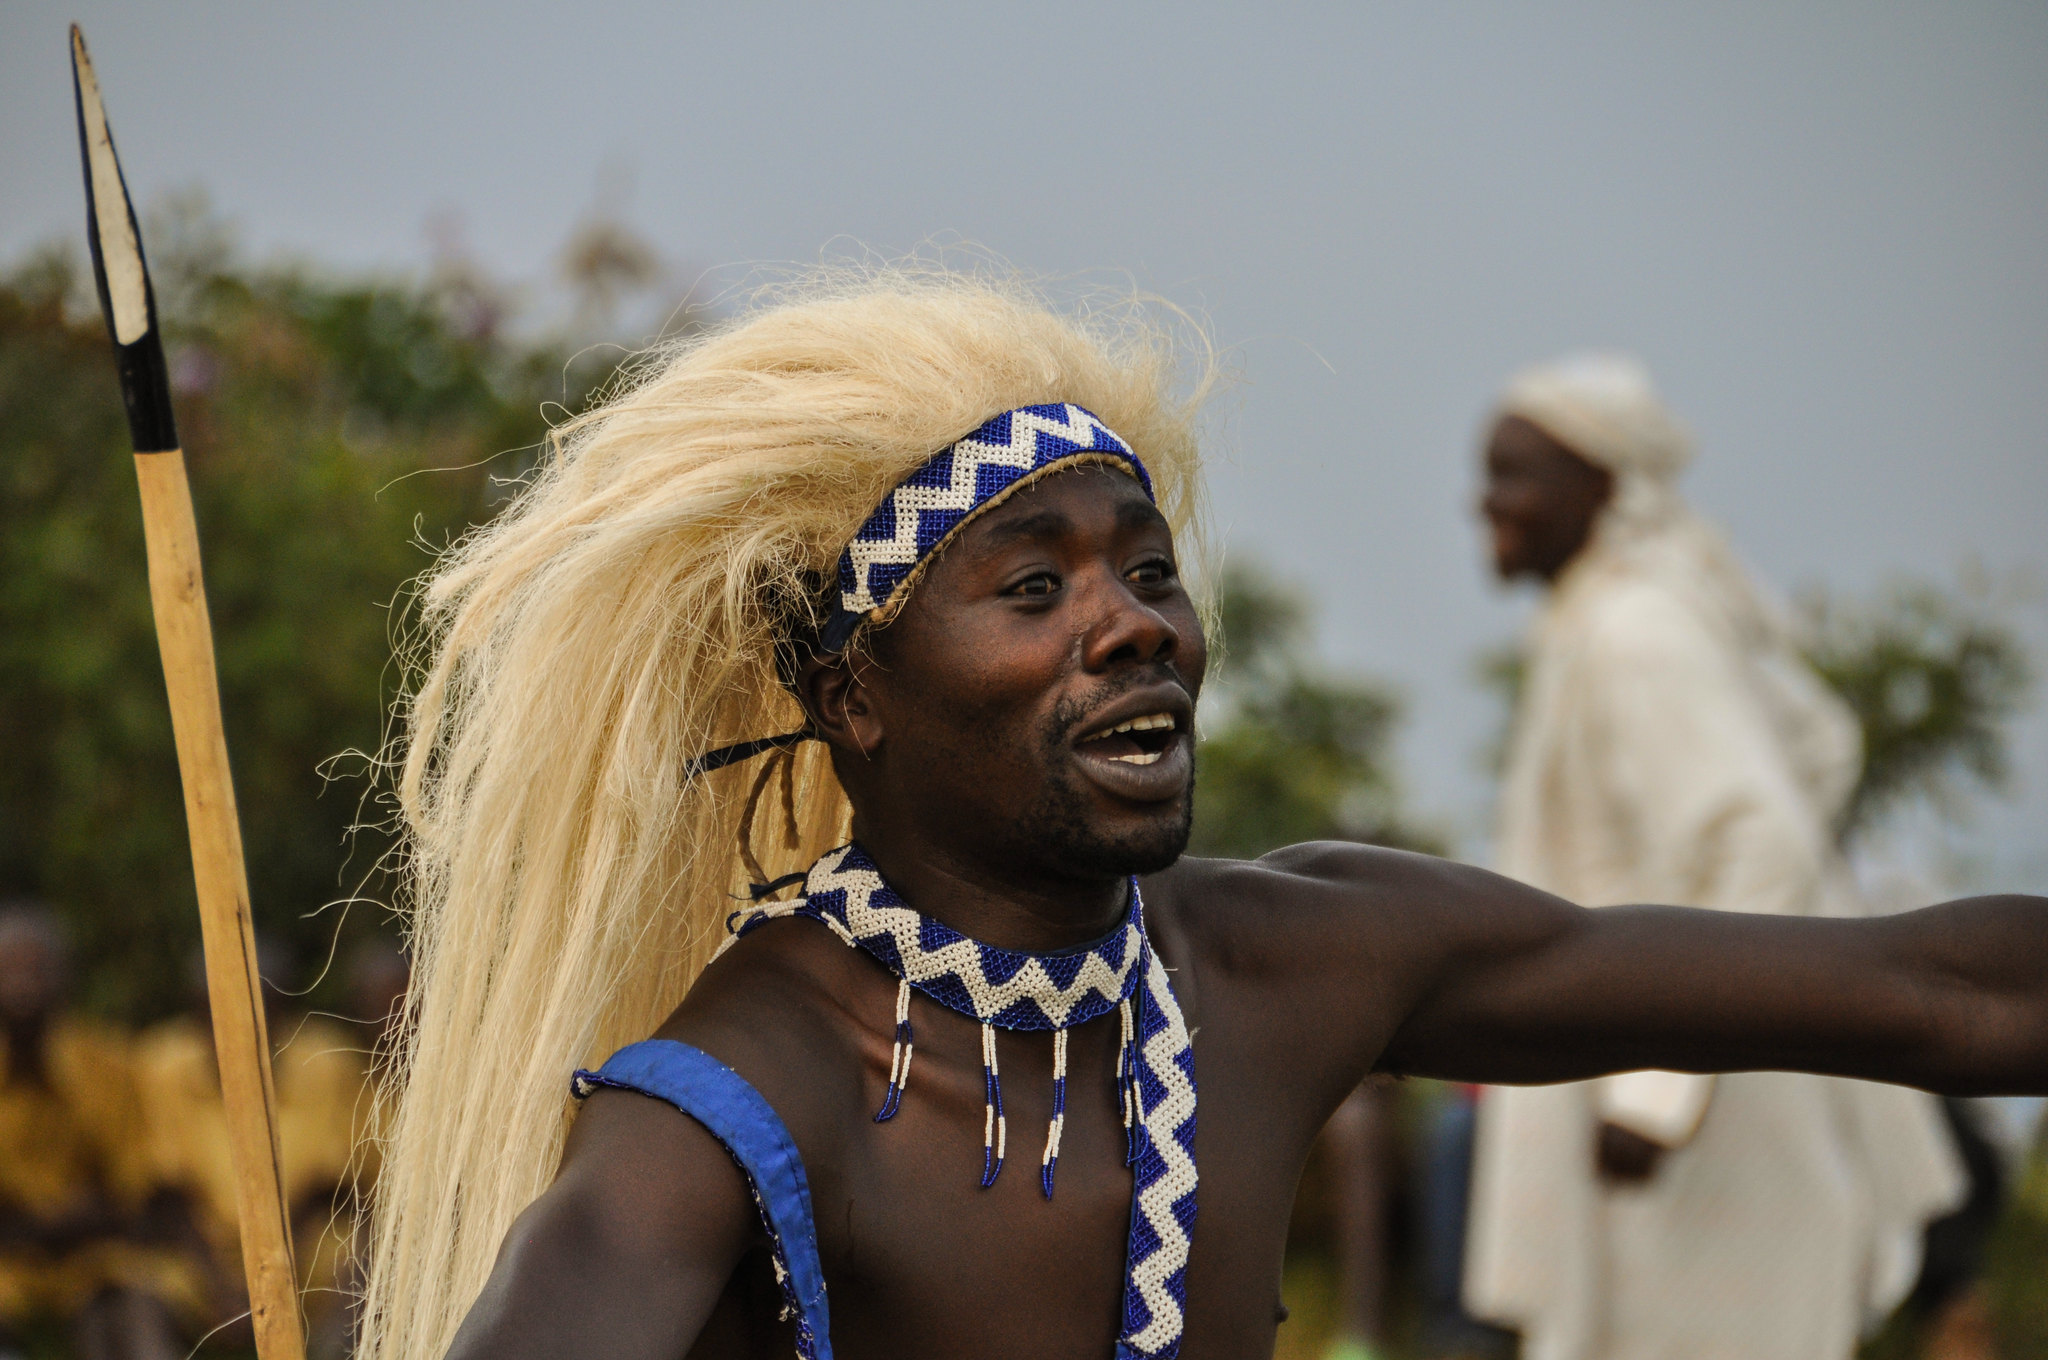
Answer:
[
  {"xmin": 1496, "ymin": 351, "xmax": 1692, "ymax": 482},
  {"xmin": 1495, "ymin": 352, "xmax": 1693, "ymax": 538}
]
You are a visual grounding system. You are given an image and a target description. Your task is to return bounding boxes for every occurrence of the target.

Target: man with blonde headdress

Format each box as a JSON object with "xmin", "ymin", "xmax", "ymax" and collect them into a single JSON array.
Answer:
[
  {"xmin": 1462, "ymin": 353, "xmax": 1966, "ymax": 1360},
  {"xmin": 352, "ymin": 280, "xmax": 2045, "ymax": 1360}
]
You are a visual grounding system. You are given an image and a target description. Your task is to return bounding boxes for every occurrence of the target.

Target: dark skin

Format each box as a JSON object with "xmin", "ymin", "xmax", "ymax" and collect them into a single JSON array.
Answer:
[
  {"xmin": 0, "ymin": 916, "xmax": 64, "ymax": 1089},
  {"xmin": 1479, "ymin": 412, "xmax": 1666, "ymax": 1180},
  {"xmin": 1481, "ymin": 413, "xmax": 1615, "ymax": 584},
  {"xmin": 448, "ymin": 464, "xmax": 2048, "ymax": 1360}
]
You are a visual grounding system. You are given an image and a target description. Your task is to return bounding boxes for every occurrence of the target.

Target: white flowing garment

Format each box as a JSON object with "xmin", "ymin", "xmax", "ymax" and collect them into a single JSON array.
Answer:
[{"xmin": 1462, "ymin": 356, "xmax": 1965, "ymax": 1360}]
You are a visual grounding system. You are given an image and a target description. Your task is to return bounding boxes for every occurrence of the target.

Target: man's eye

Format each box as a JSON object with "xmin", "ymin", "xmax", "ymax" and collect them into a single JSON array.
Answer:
[
  {"xmin": 1011, "ymin": 572, "xmax": 1059, "ymax": 597},
  {"xmin": 1128, "ymin": 559, "xmax": 1175, "ymax": 587}
]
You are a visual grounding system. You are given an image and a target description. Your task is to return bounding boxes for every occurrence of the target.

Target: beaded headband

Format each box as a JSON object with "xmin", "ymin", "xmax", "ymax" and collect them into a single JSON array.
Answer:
[
  {"xmin": 688, "ymin": 402, "xmax": 1151, "ymax": 781},
  {"xmin": 819, "ymin": 402, "xmax": 1152, "ymax": 652}
]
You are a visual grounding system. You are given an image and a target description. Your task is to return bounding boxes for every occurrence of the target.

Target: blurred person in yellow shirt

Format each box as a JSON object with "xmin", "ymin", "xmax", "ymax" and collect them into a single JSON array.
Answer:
[{"xmin": 0, "ymin": 901, "xmax": 189, "ymax": 1360}]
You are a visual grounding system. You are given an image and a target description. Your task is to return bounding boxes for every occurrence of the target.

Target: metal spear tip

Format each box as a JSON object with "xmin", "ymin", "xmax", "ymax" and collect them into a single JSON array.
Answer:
[{"xmin": 70, "ymin": 24, "xmax": 178, "ymax": 453}]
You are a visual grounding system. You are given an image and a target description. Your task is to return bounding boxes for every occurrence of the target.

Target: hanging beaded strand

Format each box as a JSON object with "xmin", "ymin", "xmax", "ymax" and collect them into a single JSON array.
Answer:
[
  {"xmin": 1040, "ymin": 1027, "xmax": 1070, "ymax": 1198},
  {"xmin": 979, "ymin": 1023, "xmax": 1007, "ymax": 1187},
  {"xmin": 874, "ymin": 977, "xmax": 914, "ymax": 1122},
  {"xmin": 1117, "ymin": 995, "xmax": 1138, "ymax": 1163}
]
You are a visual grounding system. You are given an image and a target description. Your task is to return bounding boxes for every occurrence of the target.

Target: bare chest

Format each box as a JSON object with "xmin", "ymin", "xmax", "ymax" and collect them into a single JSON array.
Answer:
[{"xmin": 729, "ymin": 1002, "xmax": 1309, "ymax": 1360}]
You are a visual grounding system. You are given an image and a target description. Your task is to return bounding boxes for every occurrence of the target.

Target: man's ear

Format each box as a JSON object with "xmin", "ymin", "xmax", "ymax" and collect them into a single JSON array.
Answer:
[{"xmin": 799, "ymin": 651, "xmax": 885, "ymax": 758}]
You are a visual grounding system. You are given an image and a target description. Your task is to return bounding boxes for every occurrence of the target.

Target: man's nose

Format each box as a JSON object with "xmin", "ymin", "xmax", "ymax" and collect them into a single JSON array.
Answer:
[
  {"xmin": 1478, "ymin": 475, "xmax": 1504, "ymax": 517},
  {"xmin": 1079, "ymin": 574, "xmax": 1178, "ymax": 671}
]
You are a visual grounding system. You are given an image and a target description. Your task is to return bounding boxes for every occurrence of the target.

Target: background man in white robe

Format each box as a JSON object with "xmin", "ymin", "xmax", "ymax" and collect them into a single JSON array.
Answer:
[{"xmin": 1460, "ymin": 354, "xmax": 1966, "ymax": 1360}]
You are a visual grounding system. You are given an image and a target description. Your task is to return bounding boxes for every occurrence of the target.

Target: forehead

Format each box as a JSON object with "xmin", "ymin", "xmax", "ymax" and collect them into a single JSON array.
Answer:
[
  {"xmin": 1487, "ymin": 414, "xmax": 1590, "ymax": 472},
  {"xmin": 949, "ymin": 462, "xmax": 1167, "ymax": 555}
]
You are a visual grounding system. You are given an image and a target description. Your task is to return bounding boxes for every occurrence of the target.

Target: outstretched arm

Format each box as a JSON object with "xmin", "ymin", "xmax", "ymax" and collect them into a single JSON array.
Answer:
[
  {"xmin": 1392, "ymin": 873, "xmax": 2046, "ymax": 1091},
  {"xmin": 443, "ymin": 1088, "xmax": 757, "ymax": 1360},
  {"xmin": 1214, "ymin": 844, "xmax": 2048, "ymax": 1100}
]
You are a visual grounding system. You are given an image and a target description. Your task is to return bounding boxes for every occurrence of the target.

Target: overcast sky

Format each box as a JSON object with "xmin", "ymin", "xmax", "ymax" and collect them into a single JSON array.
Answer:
[{"xmin": 6, "ymin": 2, "xmax": 2044, "ymax": 886}]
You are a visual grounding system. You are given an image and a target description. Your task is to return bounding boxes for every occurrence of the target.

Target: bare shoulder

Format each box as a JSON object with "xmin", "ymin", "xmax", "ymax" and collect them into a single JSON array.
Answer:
[
  {"xmin": 632, "ymin": 913, "xmax": 883, "ymax": 1158},
  {"xmin": 552, "ymin": 1077, "xmax": 759, "ymax": 1252},
  {"xmin": 1147, "ymin": 840, "xmax": 1430, "ymax": 919},
  {"xmin": 532, "ymin": 917, "xmax": 872, "ymax": 1282},
  {"xmin": 659, "ymin": 912, "xmax": 872, "ymax": 1050},
  {"xmin": 1127, "ymin": 845, "xmax": 1574, "ymax": 1126},
  {"xmin": 447, "ymin": 958, "xmax": 796, "ymax": 1360},
  {"xmin": 1146, "ymin": 841, "xmax": 1564, "ymax": 971},
  {"xmin": 557, "ymin": 915, "xmax": 862, "ymax": 1182},
  {"xmin": 1139, "ymin": 843, "xmax": 1593, "ymax": 1091}
]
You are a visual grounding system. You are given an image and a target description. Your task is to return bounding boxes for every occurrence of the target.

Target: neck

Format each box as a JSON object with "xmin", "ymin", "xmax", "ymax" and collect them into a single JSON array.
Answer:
[{"xmin": 848, "ymin": 824, "xmax": 1129, "ymax": 954}]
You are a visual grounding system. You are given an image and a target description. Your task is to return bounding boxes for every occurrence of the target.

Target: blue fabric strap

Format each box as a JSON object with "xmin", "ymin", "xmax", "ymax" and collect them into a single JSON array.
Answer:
[{"xmin": 572, "ymin": 1040, "xmax": 832, "ymax": 1360}]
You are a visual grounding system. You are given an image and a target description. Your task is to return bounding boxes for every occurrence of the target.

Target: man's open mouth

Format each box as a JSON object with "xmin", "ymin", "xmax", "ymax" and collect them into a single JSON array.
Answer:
[{"xmin": 1075, "ymin": 712, "xmax": 1181, "ymax": 766}]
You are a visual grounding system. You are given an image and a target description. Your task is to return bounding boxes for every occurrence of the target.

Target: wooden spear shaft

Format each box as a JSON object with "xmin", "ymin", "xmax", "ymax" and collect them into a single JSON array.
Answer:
[{"xmin": 70, "ymin": 27, "xmax": 308, "ymax": 1360}]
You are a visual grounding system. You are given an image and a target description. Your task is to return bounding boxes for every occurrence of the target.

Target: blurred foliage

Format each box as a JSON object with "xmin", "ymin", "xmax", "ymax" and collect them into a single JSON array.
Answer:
[
  {"xmin": 0, "ymin": 207, "xmax": 624, "ymax": 1021},
  {"xmin": 1990, "ymin": 1150, "xmax": 2048, "ymax": 1352},
  {"xmin": 1470, "ymin": 644, "xmax": 1525, "ymax": 782},
  {"xmin": 1860, "ymin": 1142, "xmax": 2048, "ymax": 1360},
  {"xmin": 1801, "ymin": 581, "xmax": 2032, "ymax": 841},
  {"xmin": 1190, "ymin": 565, "xmax": 1440, "ymax": 858}
]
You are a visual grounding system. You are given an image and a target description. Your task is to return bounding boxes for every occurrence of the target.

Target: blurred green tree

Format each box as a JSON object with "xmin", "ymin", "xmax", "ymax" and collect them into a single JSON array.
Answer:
[
  {"xmin": 1189, "ymin": 564, "xmax": 1440, "ymax": 858},
  {"xmin": 0, "ymin": 212, "xmax": 616, "ymax": 1020},
  {"xmin": 1473, "ymin": 578, "xmax": 2031, "ymax": 847},
  {"xmin": 1801, "ymin": 579, "xmax": 2031, "ymax": 841}
]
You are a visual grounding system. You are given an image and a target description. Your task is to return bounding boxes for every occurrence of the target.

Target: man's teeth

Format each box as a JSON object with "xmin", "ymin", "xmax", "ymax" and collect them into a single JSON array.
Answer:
[{"xmin": 1087, "ymin": 712, "xmax": 1177, "ymax": 765}]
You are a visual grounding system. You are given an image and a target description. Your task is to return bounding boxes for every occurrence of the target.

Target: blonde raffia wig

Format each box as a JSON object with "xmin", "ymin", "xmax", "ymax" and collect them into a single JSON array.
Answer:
[{"xmin": 358, "ymin": 264, "xmax": 1215, "ymax": 1360}]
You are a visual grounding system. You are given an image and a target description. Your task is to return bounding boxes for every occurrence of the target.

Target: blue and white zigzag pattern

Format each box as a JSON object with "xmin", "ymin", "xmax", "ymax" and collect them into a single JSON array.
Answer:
[
  {"xmin": 1119, "ymin": 940, "xmax": 1198, "ymax": 1359},
  {"xmin": 836, "ymin": 403, "xmax": 1152, "ymax": 618},
  {"xmin": 796, "ymin": 843, "xmax": 1142, "ymax": 1029}
]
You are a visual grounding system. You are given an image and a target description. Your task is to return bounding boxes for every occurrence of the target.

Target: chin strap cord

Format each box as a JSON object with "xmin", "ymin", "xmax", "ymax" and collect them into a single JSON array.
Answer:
[
  {"xmin": 685, "ymin": 725, "xmax": 815, "ymax": 781},
  {"xmin": 778, "ymin": 741, "xmax": 801, "ymax": 849},
  {"xmin": 739, "ymin": 742, "xmax": 807, "ymax": 897}
]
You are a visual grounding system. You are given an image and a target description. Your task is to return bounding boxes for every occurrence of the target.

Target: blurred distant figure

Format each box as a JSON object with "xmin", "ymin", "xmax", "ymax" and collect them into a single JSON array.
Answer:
[
  {"xmin": 0, "ymin": 902, "xmax": 179, "ymax": 1360},
  {"xmin": 1461, "ymin": 355, "xmax": 1965, "ymax": 1360},
  {"xmin": 1411, "ymin": 1084, "xmax": 1513, "ymax": 1360},
  {"xmin": 1320, "ymin": 1081, "xmax": 1398, "ymax": 1360}
]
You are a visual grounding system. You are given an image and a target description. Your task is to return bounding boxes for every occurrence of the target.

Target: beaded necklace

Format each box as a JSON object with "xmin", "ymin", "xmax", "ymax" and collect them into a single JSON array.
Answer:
[{"xmin": 722, "ymin": 842, "xmax": 1199, "ymax": 1359}]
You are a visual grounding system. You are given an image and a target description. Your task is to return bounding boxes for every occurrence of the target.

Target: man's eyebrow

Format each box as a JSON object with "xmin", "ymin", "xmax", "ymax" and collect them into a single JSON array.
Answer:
[
  {"xmin": 976, "ymin": 507, "xmax": 1074, "ymax": 547},
  {"xmin": 970, "ymin": 492, "xmax": 1168, "ymax": 551},
  {"xmin": 1117, "ymin": 499, "xmax": 1170, "ymax": 533}
]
